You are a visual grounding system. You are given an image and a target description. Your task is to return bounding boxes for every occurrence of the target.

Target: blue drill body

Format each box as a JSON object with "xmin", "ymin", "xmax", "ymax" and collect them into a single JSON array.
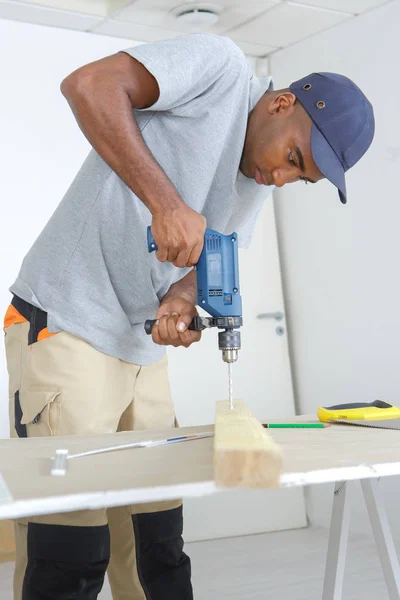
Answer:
[
  {"xmin": 195, "ymin": 229, "xmax": 242, "ymax": 318},
  {"xmin": 147, "ymin": 227, "xmax": 242, "ymax": 318},
  {"xmin": 146, "ymin": 227, "xmax": 243, "ymax": 363}
]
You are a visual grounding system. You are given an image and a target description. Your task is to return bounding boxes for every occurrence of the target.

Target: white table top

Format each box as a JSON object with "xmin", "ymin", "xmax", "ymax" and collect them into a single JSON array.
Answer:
[{"xmin": 1, "ymin": 417, "xmax": 400, "ymax": 519}]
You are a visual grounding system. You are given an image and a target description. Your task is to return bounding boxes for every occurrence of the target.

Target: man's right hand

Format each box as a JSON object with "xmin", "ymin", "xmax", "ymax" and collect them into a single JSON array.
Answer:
[{"xmin": 151, "ymin": 204, "xmax": 206, "ymax": 267}]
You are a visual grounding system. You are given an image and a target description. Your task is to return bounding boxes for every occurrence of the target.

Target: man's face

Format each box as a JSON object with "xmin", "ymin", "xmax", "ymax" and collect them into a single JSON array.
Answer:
[{"xmin": 240, "ymin": 91, "xmax": 324, "ymax": 189}]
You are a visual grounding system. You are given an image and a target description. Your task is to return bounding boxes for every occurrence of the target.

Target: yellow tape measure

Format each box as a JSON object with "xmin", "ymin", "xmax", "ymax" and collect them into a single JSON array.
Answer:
[{"xmin": 317, "ymin": 400, "xmax": 400, "ymax": 422}]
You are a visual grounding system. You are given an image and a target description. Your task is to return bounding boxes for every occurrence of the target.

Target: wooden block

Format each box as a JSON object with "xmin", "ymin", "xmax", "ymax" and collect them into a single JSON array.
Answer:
[
  {"xmin": 0, "ymin": 520, "xmax": 15, "ymax": 562},
  {"xmin": 214, "ymin": 399, "xmax": 283, "ymax": 488}
]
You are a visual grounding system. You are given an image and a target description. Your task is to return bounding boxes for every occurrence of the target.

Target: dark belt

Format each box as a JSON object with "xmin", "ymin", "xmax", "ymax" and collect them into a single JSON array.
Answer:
[{"xmin": 11, "ymin": 295, "xmax": 49, "ymax": 345}]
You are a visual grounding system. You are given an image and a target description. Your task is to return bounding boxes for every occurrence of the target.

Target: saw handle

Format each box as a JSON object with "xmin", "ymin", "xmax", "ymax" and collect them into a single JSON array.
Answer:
[{"xmin": 145, "ymin": 316, "xmax": 204, "ymax": 335}]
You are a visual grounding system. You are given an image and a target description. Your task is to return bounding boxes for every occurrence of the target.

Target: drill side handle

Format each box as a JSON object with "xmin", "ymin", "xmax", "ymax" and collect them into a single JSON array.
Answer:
[{"xmin": 144, "ymin": 316, "xmax": 205, "ymax": 335}]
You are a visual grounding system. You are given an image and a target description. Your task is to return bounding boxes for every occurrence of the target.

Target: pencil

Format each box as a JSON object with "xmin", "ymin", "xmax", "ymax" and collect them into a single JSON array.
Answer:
[{"xmin": 264, "ymin": 423, "xmax": 327, "ymax": 429}]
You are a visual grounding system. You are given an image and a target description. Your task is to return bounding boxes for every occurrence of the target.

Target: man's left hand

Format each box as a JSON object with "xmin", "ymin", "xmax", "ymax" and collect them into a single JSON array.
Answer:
[{"xmin": 151, "ymin": 297, "xmax": 201, "ymax": 348}]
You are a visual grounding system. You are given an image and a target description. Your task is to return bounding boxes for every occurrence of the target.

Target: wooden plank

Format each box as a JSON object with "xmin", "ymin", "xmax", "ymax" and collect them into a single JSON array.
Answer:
[
  {"xmin": 0, "ymin": 520, "xmax": 15, "ymax": 562},
  {"xmin": 214, "ymin": 400, "xmax": 283, "ymax": 488}
]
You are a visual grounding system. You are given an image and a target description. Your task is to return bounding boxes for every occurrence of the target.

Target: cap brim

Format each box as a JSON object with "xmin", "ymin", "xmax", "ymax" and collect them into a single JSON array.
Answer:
[{"xmin": 311, "ymin": 124, "xmax": 347, "ymax": 204}]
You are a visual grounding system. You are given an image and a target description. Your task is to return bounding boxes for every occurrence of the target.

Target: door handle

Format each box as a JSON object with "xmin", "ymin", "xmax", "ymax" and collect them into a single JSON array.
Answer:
[{"xmin": 256, "ymin": 312, "xmax": 284, "ymax": 321}]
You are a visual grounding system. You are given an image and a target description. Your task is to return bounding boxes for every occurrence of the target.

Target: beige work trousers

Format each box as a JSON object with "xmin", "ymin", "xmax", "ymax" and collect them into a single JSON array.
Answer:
[{"xmin": 5, "ymin": 321, "xmax": 184, "ymax": 600}]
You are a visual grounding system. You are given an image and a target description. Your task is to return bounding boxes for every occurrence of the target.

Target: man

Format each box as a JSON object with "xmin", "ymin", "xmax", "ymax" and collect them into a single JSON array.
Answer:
[{"xmin": 4, "ymin": 33, "xmax": 374, "ymax": 600}]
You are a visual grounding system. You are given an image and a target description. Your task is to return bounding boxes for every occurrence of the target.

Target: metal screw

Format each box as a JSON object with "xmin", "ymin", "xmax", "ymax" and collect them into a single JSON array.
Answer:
[{"xmin": 276, "ymin": 326, "xmax": 285, "ymax": 336}]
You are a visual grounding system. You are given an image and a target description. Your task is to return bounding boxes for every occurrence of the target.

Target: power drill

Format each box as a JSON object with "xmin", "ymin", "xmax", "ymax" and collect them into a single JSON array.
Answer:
[{"xmin": 144, "ymin": 227, "xmax": 243, "ymax": 408}]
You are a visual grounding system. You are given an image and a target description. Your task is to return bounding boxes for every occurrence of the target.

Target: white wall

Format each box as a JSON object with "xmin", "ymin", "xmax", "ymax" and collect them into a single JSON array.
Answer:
[
  {"xmin": 0, "ymin": 19, "xmax": 143, "ymax": 438},
  {"xmin": 270, "ymin": 0, "xmax": 400, "ymax": 535}
]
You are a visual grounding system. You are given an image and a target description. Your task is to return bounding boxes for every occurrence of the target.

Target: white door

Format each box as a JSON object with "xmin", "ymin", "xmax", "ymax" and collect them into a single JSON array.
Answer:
[{"xmin": 167, "ymin": 194, "xmax": 307, "ymax": 542}]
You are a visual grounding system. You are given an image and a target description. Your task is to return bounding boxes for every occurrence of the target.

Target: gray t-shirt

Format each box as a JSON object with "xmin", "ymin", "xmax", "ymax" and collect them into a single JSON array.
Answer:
[{"xmin": 10, "ymin": 33, "xmax": 273, "ymax": 365}]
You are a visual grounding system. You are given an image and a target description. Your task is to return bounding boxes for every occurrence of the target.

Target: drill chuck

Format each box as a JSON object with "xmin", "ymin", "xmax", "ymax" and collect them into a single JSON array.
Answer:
[{"xmin": 218, "ymin": 329, "xmax": 241, "ymax": 363}]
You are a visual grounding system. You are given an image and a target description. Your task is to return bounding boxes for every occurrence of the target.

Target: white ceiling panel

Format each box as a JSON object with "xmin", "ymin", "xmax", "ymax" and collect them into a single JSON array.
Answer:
[
  {"xmin": 0, "ymin": 0, "xmax": 103, "ymax": 29},
  {"xmin": 92, "ymin": 18, "xmax": 183, "ymax": 41},
  {"xmin": 229, "ymin": 1, "xmax": 350, "ymax": 48},
  {"xmin": 229, "ymin": 38, "xmax": 277, "ymax": 57},
  {"xmin": 0, "ymin": 0, "xmax": 391, "ymax": 56},
  {"xmin": 290, "ymin": 0, "xmax": 392, "ymax": 15},
  {"xmin": 113, "ymin": 0, "xmax": 280, "ymax": 35},
  {"xmin": 11, "ymin": 0, "xmax": 109, "ymax": 16}
]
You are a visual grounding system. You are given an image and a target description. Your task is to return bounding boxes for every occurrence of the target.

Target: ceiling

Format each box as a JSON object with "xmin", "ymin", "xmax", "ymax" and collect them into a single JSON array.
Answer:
[{"xmin": 0, "ymin": 0, "xmax": 393, "ymax": 57}]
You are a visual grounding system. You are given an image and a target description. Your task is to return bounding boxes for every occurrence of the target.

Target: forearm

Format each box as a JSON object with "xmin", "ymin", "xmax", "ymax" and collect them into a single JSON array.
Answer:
[
  {"xmin": 60, "ymin": 66, "xmax": 182, "ymax": 216},
  {"xmin": 61, "ymin": 53, "xmax": 206, "ymax": 268},
  {"xmin": 161, "ymin": 270, "xmax": 197, "ymax": 306}
]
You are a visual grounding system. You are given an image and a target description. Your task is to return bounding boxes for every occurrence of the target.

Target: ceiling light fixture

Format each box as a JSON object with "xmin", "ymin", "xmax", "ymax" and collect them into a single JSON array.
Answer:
[{"xmin": 172, "ymin": 3, "xmax": 221, "ymax": 27}]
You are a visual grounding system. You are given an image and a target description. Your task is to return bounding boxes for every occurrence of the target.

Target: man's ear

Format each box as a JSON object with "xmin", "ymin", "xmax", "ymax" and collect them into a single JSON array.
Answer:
[{"xmin": 269, "ymin": 91, "xmax": 296, "ymax": 116}]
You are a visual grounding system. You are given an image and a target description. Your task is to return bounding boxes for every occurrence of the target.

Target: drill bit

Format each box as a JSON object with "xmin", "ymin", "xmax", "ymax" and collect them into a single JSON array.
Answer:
[{"xmin": 228, "ymin": 362, "xmax": 234, "ymax": 410}]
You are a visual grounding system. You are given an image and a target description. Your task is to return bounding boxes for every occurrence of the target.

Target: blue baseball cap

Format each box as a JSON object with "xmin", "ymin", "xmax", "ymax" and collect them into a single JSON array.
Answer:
[{"xmin": 289, "ymin": 73, "xmax": 375, "ymax": 204}]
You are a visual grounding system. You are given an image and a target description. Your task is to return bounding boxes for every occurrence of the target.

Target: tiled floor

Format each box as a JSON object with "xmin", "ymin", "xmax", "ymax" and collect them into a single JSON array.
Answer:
[{"xmin": 0, "ymin": 527, "xmax": 394, "ymax": 599}]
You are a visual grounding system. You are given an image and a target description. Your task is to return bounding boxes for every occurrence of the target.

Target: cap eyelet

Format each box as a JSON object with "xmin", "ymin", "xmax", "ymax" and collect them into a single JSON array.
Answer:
[
  {"xmin": 303, "ymin": 83, "xmax": 312, "ymax": 91},
  {"xmin": 316, "ymin": 101, "xmax": 326, "ymax": 109}
]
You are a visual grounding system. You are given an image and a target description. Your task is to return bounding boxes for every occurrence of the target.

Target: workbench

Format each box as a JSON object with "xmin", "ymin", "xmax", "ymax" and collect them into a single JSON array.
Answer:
[{"xmin": 1, "ymin": 416, "xmax": 400, "ymax": 599}]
